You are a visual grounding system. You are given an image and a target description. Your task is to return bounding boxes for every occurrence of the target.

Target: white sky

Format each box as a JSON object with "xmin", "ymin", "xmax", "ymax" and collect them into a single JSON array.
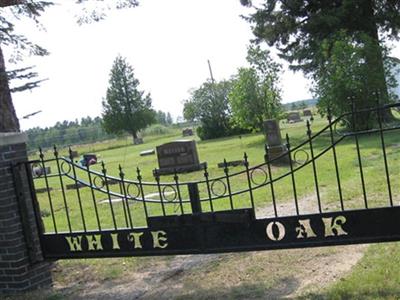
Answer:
[{"xmin": 6, "ymin": 0, "xmax": 400, "ymax": 130}]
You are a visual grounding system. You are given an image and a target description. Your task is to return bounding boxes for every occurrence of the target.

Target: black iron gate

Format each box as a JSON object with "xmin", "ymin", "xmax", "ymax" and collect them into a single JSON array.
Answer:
[{"xmin": 21, "ymin": 103, "xmax": 400, "ymax": 259}]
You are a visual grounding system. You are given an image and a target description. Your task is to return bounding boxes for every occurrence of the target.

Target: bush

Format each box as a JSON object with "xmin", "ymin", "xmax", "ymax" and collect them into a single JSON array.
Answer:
[
  {"xmin": 142, "ymin": 124, "xmax": 172, "ymax": 136},
  {"xmin": 196, "ymin": 122, "xmax": 250, "ymax": 140}
]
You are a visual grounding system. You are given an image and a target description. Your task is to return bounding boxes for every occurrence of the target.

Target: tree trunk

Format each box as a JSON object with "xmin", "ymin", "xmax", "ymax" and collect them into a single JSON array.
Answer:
[
  {"xmin": 362, "ymin": 0, "xmax": 391, "ymax": 104},
  {"xmin": 132, "ymin": 131, "xmax": 143, "ymax": 145},
  {"xmin": 0, "ymin": 44, "xmax": 20, "ymax": 132},
  {"xmin": 353, "ymin": 0, "xmax": 393, "ymax": 127}
]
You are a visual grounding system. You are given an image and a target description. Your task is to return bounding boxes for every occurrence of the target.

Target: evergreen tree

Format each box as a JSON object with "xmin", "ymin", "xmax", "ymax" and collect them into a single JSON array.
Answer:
[
  {"xmin": 166, "ymin": 112, "xmax": 173, "ymax": 125},
  {"xmin": 156, "ymin": 110, "xmax": 167, "ymax": 125},
  {"xmin": 102, "ymin": 55, "xmax": 155, "ymax": 143}
]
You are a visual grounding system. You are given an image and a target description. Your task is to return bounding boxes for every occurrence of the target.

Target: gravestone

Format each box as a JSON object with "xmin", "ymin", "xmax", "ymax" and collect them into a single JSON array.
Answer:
[
  {"xmin": 35, "ymin": 187, "xmax": 53, "ymax": 194},
  {"xmin": 140, "ymin": 149, "xmax": 155, "ymax": 156},
  {"xmin": 32, "ymin": 165, "xmax": 51, "ymax": 177},
  {"xmin": 66, "ymin": 182, "xmax": 85, "ymax": 190},
  {"xmin": 303, "ymin": 109, "xmax": 312, "ymax": 117},
  {"xmin": 134, "ymin": 137, "xmax": 144, "ymax": 145},
  {"xmin": 70, "ymin": 150, "xmax": 79, "ymax": 158},
  {"xmin": 182, "ymin": 128, "xmax": 194, "ymax": 137},
  {"xmin": 217, "ymin": 160, "xmax": 244, "ymax": 168},
  {"xmin": 154, "ymin": 140, "xmax": 206, "ymax": 175},
  {"xmin": 287, "ymin": 112, "xmax": 302, "ymax": 123},
  {"xmin": 263, "ymin": 119, "xmax": 289, "ymax": 164}
]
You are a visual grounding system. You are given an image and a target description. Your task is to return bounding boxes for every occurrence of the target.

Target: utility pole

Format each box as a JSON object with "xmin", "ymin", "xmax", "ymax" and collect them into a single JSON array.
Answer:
[{"xmin": 207, "ymin": 59, "xmax": 215, "ymax": 84}]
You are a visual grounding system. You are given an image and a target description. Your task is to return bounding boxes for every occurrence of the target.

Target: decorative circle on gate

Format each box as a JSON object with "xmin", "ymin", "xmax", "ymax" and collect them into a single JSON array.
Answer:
[
  {"xmin": 31, "ymin": 163, "xmax": 43, "ymax": 177},
  {"xmin": 293, "ymin": 149, "xmax": 309, "ymax": 166},
  {"xmin": 61, "ymin": 161, "xmax": 71, "ymax": 175},
  {"xmin": 250, "ymin": 167, "xmax": 268, "ymax": 186},
  {"xmin": 391, "ymin": 107, "xmax": 400, "ymax": 120},
  {"xmin": 162, "ymin": 185, "xmax": 177, "ymax": 202},
  {"xmin": 127, "ymin": 183, "xmax": 140, "ymax": 199},
  {"xmin": 93, "ymin": 176, "xmax": 105, "ymax": 189},
  {"xmin": 384, "ymin": 107, "xmax": 400, "ymax": 128},
  {"xmin": 334, "ymin": 119, "xmax": 351, "ymax": 136},
  {"xmin": 211, "ymin": 179, "xmax": 227, "ymax": 197}
]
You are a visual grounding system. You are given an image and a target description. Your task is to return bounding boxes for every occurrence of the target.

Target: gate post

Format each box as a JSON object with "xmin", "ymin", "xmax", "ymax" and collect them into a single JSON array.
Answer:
[
  {"xmin": 188, "ymin": 182, "xmax": 202, "ymax": 214},
  {"xmin": 0, "ymin": 132, "xmax": 52, "ymax": 295}
]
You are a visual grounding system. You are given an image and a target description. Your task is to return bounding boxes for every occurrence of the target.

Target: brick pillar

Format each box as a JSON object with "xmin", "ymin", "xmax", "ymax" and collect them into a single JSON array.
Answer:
[{"xmin": 0, "ymin": 132, "xmax": 52, "ymax": 294}]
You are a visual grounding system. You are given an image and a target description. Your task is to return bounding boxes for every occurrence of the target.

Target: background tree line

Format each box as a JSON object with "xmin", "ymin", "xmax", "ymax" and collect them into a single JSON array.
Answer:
[{"xmin": 26, "ymin": 111, "xmax": 173, "ymax": 151}]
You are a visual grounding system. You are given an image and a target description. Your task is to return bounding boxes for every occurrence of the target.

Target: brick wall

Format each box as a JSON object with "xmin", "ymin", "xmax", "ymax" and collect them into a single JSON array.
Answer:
[{"xmin": 0, "ymin": 133, "xmax": 52, "ymax": 294}]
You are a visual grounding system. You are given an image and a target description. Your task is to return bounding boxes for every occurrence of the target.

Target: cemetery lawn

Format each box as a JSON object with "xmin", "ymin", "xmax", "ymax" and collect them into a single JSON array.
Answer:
[{"xmin": 17, "ymin": 115, "xmax": 400, "ymax": 299}]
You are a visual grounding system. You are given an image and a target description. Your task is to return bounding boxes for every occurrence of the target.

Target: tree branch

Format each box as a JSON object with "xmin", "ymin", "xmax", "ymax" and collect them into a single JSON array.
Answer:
[{"xmin": 0, "ymin": 0, "xmax": 27, "ymax": 8}]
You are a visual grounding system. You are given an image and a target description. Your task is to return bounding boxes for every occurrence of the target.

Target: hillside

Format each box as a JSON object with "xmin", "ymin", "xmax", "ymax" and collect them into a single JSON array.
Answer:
[{"xmin": 282, "ymin": 98, "xmax": 318, "ymax": 110}]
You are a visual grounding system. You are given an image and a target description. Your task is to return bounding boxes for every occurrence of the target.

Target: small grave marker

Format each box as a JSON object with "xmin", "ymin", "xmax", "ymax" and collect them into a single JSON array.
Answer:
[
  {"xmin": 66, "ymin": 182, "xmax": 85, "ymax": 190},
  {"xmin": 32, "ymin": 165, "xmax": 51, "ymax": 177},
  {"xmin": 303, "ymin": 109, "xmax": 312, "ymax": 117},
  {"xmin": 35, "ymin": 187, "xmax": 53, "ymax": 194},
  {"xmin": 217, "ymin": 160, "xmax": 244, "ymax": 168},
  {"xmin": 134, "ymin": 137, "xmax": 144, "ymax": 145},
  {"xmin": 287, "ymin": 112, "xmax": 302, "ymax": 123},
  {"xmin": 140, "ymin": 149, "xmax": 155, "ymax": 156},
  {"xmin": 182, "ymin": 128, "xmax": 194, "ymax": 137}
]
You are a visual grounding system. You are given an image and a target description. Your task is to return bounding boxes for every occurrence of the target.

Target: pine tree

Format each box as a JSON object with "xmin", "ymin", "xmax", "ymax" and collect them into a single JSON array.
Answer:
[
  {"xmin": 102, "ymin": 55, "xmax": 155, "ymax": 143},
  {"xmin": 166, "ymin": 112, "xmax": 173, "ymax": 125}
]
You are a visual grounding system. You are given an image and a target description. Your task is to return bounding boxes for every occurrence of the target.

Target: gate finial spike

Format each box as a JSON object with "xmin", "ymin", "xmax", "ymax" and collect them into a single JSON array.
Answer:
[
  {"xmin": 264, "ymin": 144, "xmax": 269, "ymax": 162},
  {"xmin": 203, "ymin": 163, "xmax": 209, "ymax": 178},
  {"xmin": 223, "ymin": 159, "xmax": 229, "ymax": 174},
  {"xmin": 285, "ymin": 133, "xmax": 290, "ymax": 143},
  {"xmin": 173, "ymin": 168, "xmax": 179, "ymax": 181},
  {"xmin": 118, "ymin": 164, "xmax": 124, "ymax": 177},
  {"xmin": 243, "ymin": 152, "xmax": 249, "ymax": 167},
  {"xmin": 306, "ymin": 120, "xmax": 312, "ymax": 136},
  {"xmin": 136, "ymin": 167, "xmax": 142, "ymax": 181},
  {"xmin": 327, "ymin": 107, "xmax": 332, "ymax": 121},
  {"xmin": 153, "ymin": 169, "xmax": 159, "ymax": 181},
  {"xmin": 39, "ymin": 147, "xmax": 44, "ymax": 159}
]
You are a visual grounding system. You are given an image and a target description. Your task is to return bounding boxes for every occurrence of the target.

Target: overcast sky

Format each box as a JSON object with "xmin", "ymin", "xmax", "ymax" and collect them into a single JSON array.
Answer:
[{"xmin": 6, "ymin": 0, "xmax": 400, "ymax": 130}]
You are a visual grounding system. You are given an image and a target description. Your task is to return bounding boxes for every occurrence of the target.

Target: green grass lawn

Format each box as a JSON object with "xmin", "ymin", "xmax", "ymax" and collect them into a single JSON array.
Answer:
[
  {"xmin": 33, "ymin": 114, "xmax": 400, "ymax": 233},
  {"xmin": 24, "ymin": 113, "xmax": 400, "ymax": 299}
]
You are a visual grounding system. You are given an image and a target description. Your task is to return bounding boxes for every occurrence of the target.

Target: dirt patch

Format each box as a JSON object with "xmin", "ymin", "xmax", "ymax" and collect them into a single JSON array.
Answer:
[{"xmin": 49, "ymin": 195, "xmax": 367, "ymax": 299}]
